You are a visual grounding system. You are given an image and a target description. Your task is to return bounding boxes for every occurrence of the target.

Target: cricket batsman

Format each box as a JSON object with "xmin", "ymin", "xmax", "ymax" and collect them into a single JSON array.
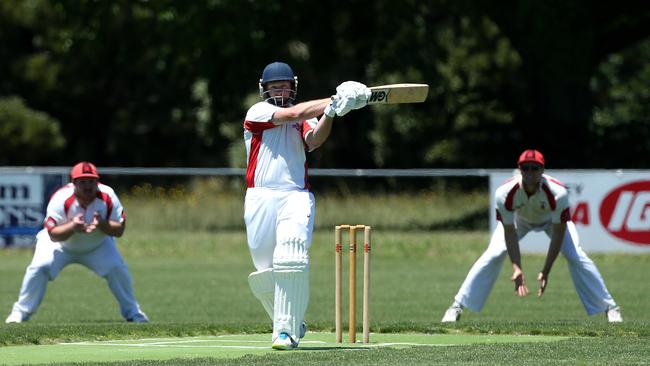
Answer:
[{"xmin": 243, "ymin": 61, "xmax": 370, "ymax": 349}]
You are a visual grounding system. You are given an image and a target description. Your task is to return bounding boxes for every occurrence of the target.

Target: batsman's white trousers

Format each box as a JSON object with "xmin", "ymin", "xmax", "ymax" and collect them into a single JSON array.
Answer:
[
  {"xmin": 244, "ymin": 188, "xmax": 315, "ymax": 270},
  {"xmin": 245, "ymin": 188, "xmax": 314, "ymax": 340},
  {"xmin": 454, "ymin": 220, "xmax": 617, "ymax": 315},
  {"xmin": 10, "ymin": 230, "xmax": 146, "ymax": 321}
]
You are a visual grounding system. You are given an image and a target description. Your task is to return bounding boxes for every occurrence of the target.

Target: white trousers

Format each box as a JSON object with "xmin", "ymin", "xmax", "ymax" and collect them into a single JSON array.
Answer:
[
  {"xmin": 10, "ymin": 230, "xmax": 146, "ymax": 321},
  {"xmin": 454, "ymin": 220, "xmax": 617, "ymax": 315},
  {"xmin": 245, "ymin": 188, "xmax": 314, "ymax": 339},
  {"xmin": 244, "ymin": 188, "xmax": 315, "ymax": 270}
]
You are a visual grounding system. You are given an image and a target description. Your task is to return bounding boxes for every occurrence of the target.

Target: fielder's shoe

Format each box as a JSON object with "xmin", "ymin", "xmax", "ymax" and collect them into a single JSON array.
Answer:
[
  {"xmin": 272, "ymin": 332, "xmax": 298, "ymax": 350},
  {"xmin": 5, "ymin": 310, "xmax": 26, "ymax": 324},
  {"xmin": 299, "ymin": 321, "xmax": 307, "ymax": 338},
  {"xmin": 606, "ymin": 306, "xmax": 623, "ymax": 323},
  {"xmin": 441, "ymin": 304, "xmax": 463, "ymax": 322},
  {"xmin": 127, "ymin": 313, "xmax": 150, "ymax": 323}
]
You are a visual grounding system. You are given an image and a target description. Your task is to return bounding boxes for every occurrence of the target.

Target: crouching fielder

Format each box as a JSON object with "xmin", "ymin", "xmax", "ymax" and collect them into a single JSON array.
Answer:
[
  {"xmin": 5, "ymin": 162, "xmax": 148, "ymax": 324},
  {"xmin": 244, "ymin": 61, "xmax": 370, "ymax": 350},
  {"xmin": 441, "ymin": 150, "xmax": 622, "ymax": 323}
]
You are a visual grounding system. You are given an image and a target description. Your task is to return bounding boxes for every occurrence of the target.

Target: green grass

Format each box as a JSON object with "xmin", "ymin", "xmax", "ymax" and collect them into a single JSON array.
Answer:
[
  {"xmin": 0, "ymin": 333, "xmax": 573, "ymax": 365},
  {"xmin": 0, "ymin": 187, "xmax": 649, "ymax": 365},
  {"xmin": 120, "ymin": 179, "xmax": 490, "ymax": 231}
]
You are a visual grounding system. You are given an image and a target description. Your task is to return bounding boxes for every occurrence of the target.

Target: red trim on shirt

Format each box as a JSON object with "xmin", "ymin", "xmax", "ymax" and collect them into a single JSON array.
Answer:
[
  {"xmin": 496, "ymin": 209, "xmax": 503, "ymax": 222},
  {"xmin": 97, "ymin": 191, "xmax": 113, "ymax": 220},
  {"xmin": 63, "ymin": 194, "xmax": 76, "ymax": 215},
  {"xmin": 244, "ymin": 120, "xmax": 277, "ymax": 188},
  {"xmin": 244, "ymin": 121, "xmax": 276, "ymax": 133},
  {"xmin": 504, "ymin": 183, "xmax": 520, "ymax": 211},
  {"xmin": 246, "ymin": 132, "xmax": 262, "ymax": 188},
  {"xmin": 301, "ymin": 120, "xmax": 313, "ymax": 138},
  {"xmin": 44, "ymin": 217, "xmax": 57, "ymax": 232},
  {"xmin": 541, "ymin": 184, "xmax": 557, "ymax": 210},
  {"xmin": 546, "ymin": 177, "xmax": 566, "ymax": 187},
  {"xmin": 560, "ymin": 207, "xmax": 571, "ymax": 222},
  {"xmin": 302, "ymin": 120, "xmax": 313, "ymax": 150}
]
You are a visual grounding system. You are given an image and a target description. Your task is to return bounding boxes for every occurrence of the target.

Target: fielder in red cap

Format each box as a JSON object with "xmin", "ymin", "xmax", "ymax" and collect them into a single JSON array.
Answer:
[
  {"xmin": 441, "ymin": 149, "xmax": 622, "ymax": 323},
  {"xmin": 5, "ymin": 162, "xmax": 149, "ymax": 324}
]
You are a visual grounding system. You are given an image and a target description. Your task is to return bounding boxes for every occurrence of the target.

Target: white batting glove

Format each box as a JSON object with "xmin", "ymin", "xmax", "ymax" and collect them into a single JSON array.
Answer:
[
  {"xmin": 334, "ymin": 94, "xmax": 355, "ymax": 117},
  {"xmin": 352, "ymin": 85, "xmax": 371, "ymax": 110},
  {"xmin": 336, "ymin": 81, "xmax": 371, "ymax": 110},
  {"xmin": 324, "ymin": 95, "xmax": 338, "ymax": 118}
]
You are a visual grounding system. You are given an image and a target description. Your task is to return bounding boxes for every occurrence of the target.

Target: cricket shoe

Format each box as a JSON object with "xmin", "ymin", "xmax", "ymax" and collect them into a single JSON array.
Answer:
[
  {"xmin": 441, "ymin": 304, "xmax": 463, "ymax": 322},
  {"xmin": 606, "ymin": 306, "xmax": 623, "ymax": 323},
  {"xmin": 127, "ymin": 313, "xmax": 150, "ymax": 323},
  {"xmin": 5, "ymin": 310, "xmax": 27, "ymax": 324},
  {"xmin": 272, "ymin": 332, "xmax": 298, "ymax": 350}
]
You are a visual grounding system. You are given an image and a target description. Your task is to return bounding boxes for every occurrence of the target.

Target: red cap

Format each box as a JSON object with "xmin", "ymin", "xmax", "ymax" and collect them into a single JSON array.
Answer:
[
  {"xmin": 70, "ymin": 162, "xmax": 100, "ymax": 180},
  {"xmin": 517, "ymin": 149, "xmax": 545, "ymax": 167}
]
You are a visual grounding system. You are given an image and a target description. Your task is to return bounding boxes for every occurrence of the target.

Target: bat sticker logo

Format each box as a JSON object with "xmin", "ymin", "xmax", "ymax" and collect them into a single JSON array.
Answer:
[{"xmin": 368, "ymin": 90, "xmax": 389, "ymax": 103}]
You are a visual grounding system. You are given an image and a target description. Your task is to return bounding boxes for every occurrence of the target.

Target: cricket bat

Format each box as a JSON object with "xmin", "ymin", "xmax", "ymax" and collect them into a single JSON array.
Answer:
[{"xmin": 367, "ymin": 83, "xmax": 429, "ymax": 104}]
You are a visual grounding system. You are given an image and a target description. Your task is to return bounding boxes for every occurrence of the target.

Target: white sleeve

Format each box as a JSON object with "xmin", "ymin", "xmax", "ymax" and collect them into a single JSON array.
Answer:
[
  {"xmin": 245, "ymin": 102, "xmax": 279, "ymax": 123},
  {"xmin": 108, "ymin": 189, "xmax": 125, "ymax": 223},
  {"xmin": 46, "ymin": 195, "xmax": 67, "ymax": 225},
  {"xmin": 551, "ymin": 190, "xmax": 570, "ymax": 224},
  {"xmin": 495, "ymin": 196, "xmax": 515, "ymax": 225}
]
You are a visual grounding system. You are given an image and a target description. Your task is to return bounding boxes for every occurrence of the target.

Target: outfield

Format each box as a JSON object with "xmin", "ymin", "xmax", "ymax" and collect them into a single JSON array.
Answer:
[{"xmin": 0, "ymin": 188, "xmax": 649, "ymax": 365}]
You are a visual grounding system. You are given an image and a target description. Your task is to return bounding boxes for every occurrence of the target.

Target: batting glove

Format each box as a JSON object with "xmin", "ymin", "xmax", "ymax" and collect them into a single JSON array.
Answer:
[
  {"xmin": 334, "ymin": 94, "xmax": 355, "ymax": 117},
  {"xmin": 336, "ymin": 81, "xmax": 370, "ymax": 110},
  {"xmin": 324, "ymin": 95, "xmax": 338, "ymax": 118}
]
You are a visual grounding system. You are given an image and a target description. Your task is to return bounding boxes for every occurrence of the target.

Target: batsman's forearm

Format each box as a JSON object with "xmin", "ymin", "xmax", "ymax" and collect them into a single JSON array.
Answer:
[
  {"xmin": 274, "ymin": 98, "xmax": 331, "ymax": 123},
  {"xmin": 306, "ymin": 115, "xmax": 334, "ymax": 150}
]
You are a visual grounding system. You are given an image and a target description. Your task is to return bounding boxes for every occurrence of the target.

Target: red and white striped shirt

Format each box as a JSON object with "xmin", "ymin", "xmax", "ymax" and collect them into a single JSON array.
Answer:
[
  {"xmin": 244, "ymin": 101, "xmax": 318, "ymax": 190},
  {"xmin": 495, "ymin": 174, "xmax": 571, "ymax": 225},
  {"xmin": 44, "ymin": 183, "xmax": 125, "ymax": 252}
]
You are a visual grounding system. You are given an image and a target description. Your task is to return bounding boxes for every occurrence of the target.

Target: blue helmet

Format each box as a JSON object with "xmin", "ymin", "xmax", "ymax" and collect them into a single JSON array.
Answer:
[{"xmin": 258, "ymin": 62, "xmax": 298, "ymax": 106}]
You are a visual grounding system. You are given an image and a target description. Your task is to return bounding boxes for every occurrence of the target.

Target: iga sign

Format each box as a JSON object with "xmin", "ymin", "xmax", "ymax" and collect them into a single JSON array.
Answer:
[
  {"xmin": 0, "ymin": 174, "xmax": 63, "ymax": 248},
  {"xmin": 490, "ymin": 170, "xmax": 650, "ymax": 253},
  {"xmin": 600, "ymin": 181, "xmax": 650, "ymax": 245}
]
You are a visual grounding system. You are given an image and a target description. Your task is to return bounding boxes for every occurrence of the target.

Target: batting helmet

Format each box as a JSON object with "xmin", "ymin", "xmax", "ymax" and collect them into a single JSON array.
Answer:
[
  {"xmin": 70, "ymin": 162, "xmax": 100, "ymax": 180},
  {"xmin": 517, "ymin": 149, "xmax": 545, "ymax": 167},
  {"xmin": 258, "ymin": 62, "xmax": 298, "ymax": 106}
]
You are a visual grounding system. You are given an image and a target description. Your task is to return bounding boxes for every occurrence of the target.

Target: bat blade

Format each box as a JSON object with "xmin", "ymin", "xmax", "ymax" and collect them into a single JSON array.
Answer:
[{"xmin": 367, "ymin": 83, "xmax": 429, "ymax": 104}]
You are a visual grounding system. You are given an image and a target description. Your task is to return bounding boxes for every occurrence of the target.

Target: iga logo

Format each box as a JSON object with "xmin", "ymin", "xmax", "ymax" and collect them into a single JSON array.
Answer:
[{"xmin": 600, "ymin": 180, "xmax": 650, "ymax": 245}]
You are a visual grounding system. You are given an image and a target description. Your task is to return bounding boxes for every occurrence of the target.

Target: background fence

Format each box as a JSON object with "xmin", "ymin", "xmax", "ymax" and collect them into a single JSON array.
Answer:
[{"xmin": 1, "ymin": 167, "xmax": 649, "ymax": 252}]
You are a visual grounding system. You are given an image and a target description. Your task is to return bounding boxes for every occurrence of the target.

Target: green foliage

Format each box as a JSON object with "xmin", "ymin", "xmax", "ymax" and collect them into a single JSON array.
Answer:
[
  {"xmin": 0, "ymin": 1, "xmax": 649, "ymax": 167},
  {"xmin": 588, "ymin": 38, "xmax": 650, "ymax": 167},
  {"xmin": 0, "ymin": 96, "xmax": 65, "ymax": 164}
]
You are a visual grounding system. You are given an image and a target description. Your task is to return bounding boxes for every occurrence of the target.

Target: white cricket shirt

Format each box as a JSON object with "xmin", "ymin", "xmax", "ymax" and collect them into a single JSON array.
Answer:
[
  {"xmin": 495, "ymin": 174, "xmax": 571, "ymax": 226},
  {"xmin": 244, "ymin": 101, "xmax": 318, "ymax": 190},
  {"xmin": 44, "ymin": 183, "xmax": 125, "ymax": 253}
]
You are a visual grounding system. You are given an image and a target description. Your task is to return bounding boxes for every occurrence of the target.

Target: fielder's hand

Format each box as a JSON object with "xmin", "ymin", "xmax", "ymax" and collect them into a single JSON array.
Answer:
[
  {"xmin": 71, "ymin": 214, "xmax": 87, "ymax": 232},
  {"xmin": 537, "ymin": 271, "xmax": 548, "ymax": 297},
  {"xmin": 511, "ymin": 267, "xmax": 529, "ymax": 297}
]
